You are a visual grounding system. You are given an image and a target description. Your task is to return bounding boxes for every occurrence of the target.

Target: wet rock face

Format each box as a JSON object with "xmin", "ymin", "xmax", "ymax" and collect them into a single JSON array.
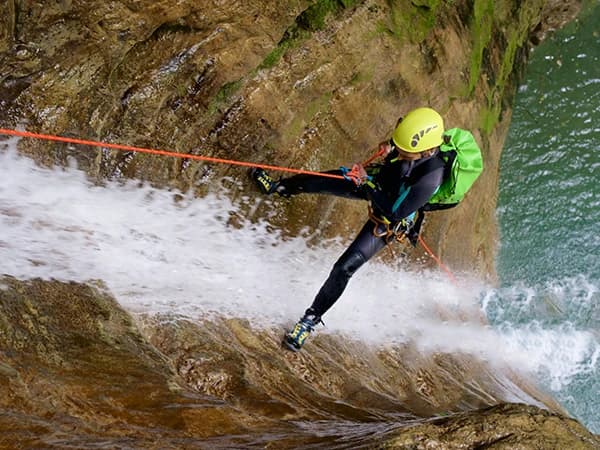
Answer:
[
  {"xmin": 0, "ymin": 276, "xmax": 250, "ymax": 445},
  {"xmin": 1, "ymin": 277, "xmax": 599, "ymax": 448},
  {"xmin": 0, "ymin": 279, "xmax": 269, "ymax": 447},
  {"xmin": 0, "ymin": 0, "xmax": 582, "ymax": 279},
  {"xmin": 383, "ymin": 403, "xmax": 600, "ymax": 449}
]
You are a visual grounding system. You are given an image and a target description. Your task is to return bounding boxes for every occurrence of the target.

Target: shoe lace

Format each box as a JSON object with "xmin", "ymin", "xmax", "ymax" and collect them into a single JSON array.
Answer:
[{"xmin": 302, "ymin": 314, "xmax": 324, "ymax": 329}]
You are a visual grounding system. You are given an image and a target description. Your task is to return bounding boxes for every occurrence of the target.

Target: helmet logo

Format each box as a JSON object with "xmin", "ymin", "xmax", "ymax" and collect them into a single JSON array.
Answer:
[{"xmin": 411, "ymin": 124, "xmax": 439, "ymax": 148}]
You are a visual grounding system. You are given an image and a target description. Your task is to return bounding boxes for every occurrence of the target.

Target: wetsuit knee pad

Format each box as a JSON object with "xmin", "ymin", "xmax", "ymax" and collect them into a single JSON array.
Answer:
[
  {"xmin": 332, "ymin": 250, "xmax": 367, "ymax": 279},
  {"xmin": 309, "ymin": 249, "xmax": 368, "ymax": 317}
]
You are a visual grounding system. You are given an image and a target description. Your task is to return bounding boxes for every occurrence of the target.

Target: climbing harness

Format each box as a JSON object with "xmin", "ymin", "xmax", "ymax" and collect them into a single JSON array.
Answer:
[
  {"xmin": 367, "ymin": 205, "xmax": 409, "ymax": 244},
  {"xmin": 368, "ymin": 205, "xmax": 458, "ymax": 286}
]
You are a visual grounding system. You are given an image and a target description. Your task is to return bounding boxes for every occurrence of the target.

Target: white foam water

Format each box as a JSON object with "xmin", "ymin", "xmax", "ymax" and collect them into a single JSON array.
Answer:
[
  {"xmin": 1, "ymin": 141, "xmax": 597, "ymax": 409},
  {"xmin": 482, "ymin": 277, "xmax": 600, "ymax": 431}
]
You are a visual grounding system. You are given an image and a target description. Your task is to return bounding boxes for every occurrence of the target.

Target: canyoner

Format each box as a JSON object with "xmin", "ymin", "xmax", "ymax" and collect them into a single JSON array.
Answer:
[
  {"xmin": 250, "ymin": 107, "xmax": 483, "ymax": 352},
  {"xmin": 0, "ymin": 109, "xmax": 482, "ymax": 355}
]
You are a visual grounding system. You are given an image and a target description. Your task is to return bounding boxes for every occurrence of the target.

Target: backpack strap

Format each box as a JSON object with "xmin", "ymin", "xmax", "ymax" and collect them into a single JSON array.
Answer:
[
  {"xmin": 439, "ymin": 149, "xmax": 456, "ymax": 183},
  {"xmin": 422, "ymin": 201, "xmax": 458, "ymax": 211},
  {"xmin": 405, "ymin": 151, "xmax": 446, "ymax": 187},
  {"xmin": 421, "ymin": 148, "xmax": 458, "ymax": 211}
]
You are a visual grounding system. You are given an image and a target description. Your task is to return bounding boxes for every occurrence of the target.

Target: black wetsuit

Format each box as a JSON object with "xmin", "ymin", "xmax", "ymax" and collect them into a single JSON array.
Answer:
[{"xmin": 278, "ymin": 149, "xmax": 446, "ymax": 319}]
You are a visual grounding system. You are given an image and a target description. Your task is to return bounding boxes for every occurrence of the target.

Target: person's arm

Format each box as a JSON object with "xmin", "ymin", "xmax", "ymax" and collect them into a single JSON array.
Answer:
[{"xmin": 368, "ymin": 165, "xmax": 444, "ymax": 222}]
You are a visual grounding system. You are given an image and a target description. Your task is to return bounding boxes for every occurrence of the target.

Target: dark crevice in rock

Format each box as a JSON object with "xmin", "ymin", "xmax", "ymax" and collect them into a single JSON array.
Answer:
[
  {"xmin": 149, "ymin": 21, "xmax": 198, "ymax": 37},
  {"xmin": 419, "ymin": 40, "xmax": 439, "ymax": 74},
  {"xmin": 0, "ymin": 75, "xmax": 33, "ymax": 113},
  {"xmin": 472, "ymin": 432, "xmax": 515, "ymax": 448}
]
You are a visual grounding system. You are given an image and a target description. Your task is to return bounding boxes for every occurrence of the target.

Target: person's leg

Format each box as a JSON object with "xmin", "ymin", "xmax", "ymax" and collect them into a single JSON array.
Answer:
[
  {"xmin": 278, "ymin": 170, "xmax": 366, "ymax": 200},
  {"xmin": 251, "ymin": 168, "xmax": 367, "ymax": 200},
  {"xmin": 306, "ymin": 220, "xmax": 388, "ymax": 318},
  {"xmin": 283, "ymin": 220, "xmax": 388, "ymax": 351}
]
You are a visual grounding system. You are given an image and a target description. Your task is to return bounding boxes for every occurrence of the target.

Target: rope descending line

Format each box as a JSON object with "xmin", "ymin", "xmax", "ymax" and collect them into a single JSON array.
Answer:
[
  {"xmin": 417, "ymin": 235, "xmax": 458, "ymax": 285},
  {"xmin": 0, "ymin": 128, "xmax": 345, "ymax": 180}
]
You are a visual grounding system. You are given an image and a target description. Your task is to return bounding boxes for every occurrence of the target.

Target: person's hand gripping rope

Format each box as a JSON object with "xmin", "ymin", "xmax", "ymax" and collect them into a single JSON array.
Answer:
[{"xmin": 340, "ymin": 163, "xmax": 369, "ymax": 186}]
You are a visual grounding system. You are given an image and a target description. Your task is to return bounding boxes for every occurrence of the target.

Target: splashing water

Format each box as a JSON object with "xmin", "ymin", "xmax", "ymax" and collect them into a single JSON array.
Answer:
[{"xmin": 1, "ymin": 139, "xmax": 597, "ymax": 415}]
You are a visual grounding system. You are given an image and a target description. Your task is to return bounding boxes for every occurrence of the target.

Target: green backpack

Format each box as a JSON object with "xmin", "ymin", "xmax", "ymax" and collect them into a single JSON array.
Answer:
[{"xmin": 427, "ymin": 128, "xmax": 483, "ymax": 206}]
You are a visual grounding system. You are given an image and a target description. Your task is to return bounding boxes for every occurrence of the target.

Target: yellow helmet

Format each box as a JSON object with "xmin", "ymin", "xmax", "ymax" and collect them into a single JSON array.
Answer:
[{"xmin": 391, "ymin": 107, "xmax": 444, "ymax": 153}]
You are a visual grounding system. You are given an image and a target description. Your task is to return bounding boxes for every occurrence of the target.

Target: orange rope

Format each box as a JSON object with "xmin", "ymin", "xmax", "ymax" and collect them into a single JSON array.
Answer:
[
  {"xmin": 0, "ymin": 128, "xmax": 345, "ymax": 180},
  {"xmin": 417, "ymin": 235, "xmax": 458, "ymax": 285},
  {"xmin": 360, "ymin": 148, "xmax": 386, "ymax": 166}
]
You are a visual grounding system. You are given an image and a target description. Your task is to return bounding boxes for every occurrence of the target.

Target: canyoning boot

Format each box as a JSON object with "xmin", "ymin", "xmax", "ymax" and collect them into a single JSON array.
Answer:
[
  {"xmin": 249, "ymin": 168, "xmax": 280, "ymax": 194},
  {"xmin": 282, "ymin": 311, "xmax": 321, "ymax": 352}
]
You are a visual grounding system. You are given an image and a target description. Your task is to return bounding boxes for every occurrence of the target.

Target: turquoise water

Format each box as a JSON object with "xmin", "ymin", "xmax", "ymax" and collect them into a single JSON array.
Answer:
[{"xmin": 490, "ymin": 3, "xmax": 600, "ymax": 433}]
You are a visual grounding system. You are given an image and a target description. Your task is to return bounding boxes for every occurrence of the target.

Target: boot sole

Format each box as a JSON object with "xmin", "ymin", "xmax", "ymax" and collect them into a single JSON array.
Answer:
[{"xmin": 282, "ymin": 336, "xmax": 302, "ymax": 352}]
